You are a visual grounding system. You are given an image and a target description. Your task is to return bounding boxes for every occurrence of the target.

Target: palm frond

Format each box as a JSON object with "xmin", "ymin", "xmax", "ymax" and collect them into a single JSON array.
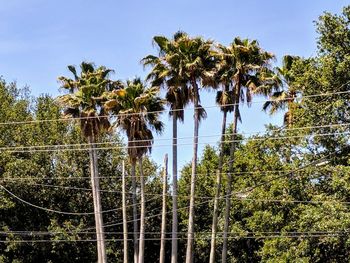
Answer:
[
  {"xmin": 67, "ymin": 65, "xmax": 78, "ymax": 80},
  {"xmin": 80, "ymin": 62, "xmax": 95, "ymax": 74},
  {"xmin": 197, "ymin": 104, "xmax": 207, "ymax": 122}
]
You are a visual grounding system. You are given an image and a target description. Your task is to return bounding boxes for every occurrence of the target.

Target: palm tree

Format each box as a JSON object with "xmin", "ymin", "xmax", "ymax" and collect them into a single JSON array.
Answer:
[
  {"xmin": 220, "ymin": 38, "xmax": 278, "ymax": 263},
  {"xmin": 57, "ymin": 62, "xmax": 118, "ymax": 263},
  {"xmin": 105, "ymin": 78, "xmax": 164, "ymax": 263},
  {"xmin": 142, "ymin": 31, "xmax": 190, "ymax": 263},
  {"xmin": 209, "ymin": 46, "xmax": 235, "ymax": 263},
  {"xmin": 159, "ymin": 33, "xmax": 216, "ymax": 263},
  {"xmin": 263, "ymin": 55, "xmax": 300, "ymax": 127},
  {"xmin": 263, "ymin": 55, "xmax": 300, "ymax": 164}
]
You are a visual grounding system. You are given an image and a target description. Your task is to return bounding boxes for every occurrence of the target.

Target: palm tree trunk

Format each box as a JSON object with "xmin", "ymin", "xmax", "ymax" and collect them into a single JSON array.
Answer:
[
  {"xmin": 171, "ymin": 115, "xmax": 178, "ymax": 263},
  {"xmin": 160, "ymin": 154, "xmax": 168, "ymax": 263},
  {"xmin": 122, "ymin": 160, "xmax": 129, "ymax": 263},
  {"xmin": 131, "ymin": 162, "xmax": 139, "ymax": 263},
  {"xmin": 286, "ymin": 100, "xmax": 293, "ymax": 163},
  {"xmin": 186, "ymin": 79, "xmax": 200, "ymax": 263},
  {"xmin": 138, "ymin": 158, "xmax": 146, "ymax": 263},
  {"xmin": 287, "ymin": 99, "xmax": 293, "ymax": 128},
  {"xmin": 88, "ymin": 135, "xmax": 107, "ymax": 263},
  {"xmin": 221, "ymin": 84, "xmax": 240, "ymax": 263},
  {"xmin": 209, "ymin": 108, "xmax": 228, "ymax": 263}
]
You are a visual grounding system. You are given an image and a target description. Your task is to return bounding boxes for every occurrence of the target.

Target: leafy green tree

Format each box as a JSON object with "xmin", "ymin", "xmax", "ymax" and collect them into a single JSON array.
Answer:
[{"xmin": 289, "ymin": 6, "xmax": 350, "ymax": 154}]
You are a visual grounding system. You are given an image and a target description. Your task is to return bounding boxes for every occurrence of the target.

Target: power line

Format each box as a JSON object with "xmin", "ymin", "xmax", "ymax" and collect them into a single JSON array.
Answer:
[
  {"xmin": 0, "ymin": 145, "xmax": 340, "ymax": 234},
  {"xmin": 0, "ymin": 176, "xmax": 119, "ymax": 181},
  {"xmin": 0, "ymin": 233, "xmax": 347, "ymax": 243},
  {"xmin": 21, "ymin": 183, "xmax": 119, "ymax": 193},
  {"xmin": 0, "ymin": 87, "xmax": 350, "ymax": 126},
  {"xmin": 140, "ymin": 234, "xmax": 349, "ymax": 240},
  {"xmin": 0, "ymin": 185, "xmax": 159, "ymax": 216},
  {"xmin": 1, "ymin": 130, "xmax": 349, "ymax": 153},
  {"xmin": 4, "ymin": 177, "xmax": 350, "ymax": 204},
  {"xmin": 5, "ymin": 182, "xmax": 350, "ymax": 205},
  {"xmin": 0, "ymin": 162, "xmax": 338, "ymax": 182},
  {"xmin": 0, "ymin": 230, "xmax": 348, "ymax": 236},
  {"xmin": 99, "ymin": 151, "xmax": 334, "ymax": 229},
  {"xmin": 1, "ymin": 122, "xmax": 349, "ymax": 151},
  {"xmin": 2, "ymin": 153, "xmax": 337, "ymax": 236},
  {"xmin": 0, "ymin": 238, "xmax": 130, "ymax": 243},
  {"xmin": 0, "ymin": 154, "xmax": 339, "ymax": 222},
  {"xmin": 0, "ymin": 168, "xmax": 311, "ymax": 182}
]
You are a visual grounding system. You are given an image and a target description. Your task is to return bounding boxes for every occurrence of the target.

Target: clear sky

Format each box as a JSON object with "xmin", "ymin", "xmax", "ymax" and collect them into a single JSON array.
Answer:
[{"xmin": 0, "ymin": 0, "xmax": 348, "ymax": 169}]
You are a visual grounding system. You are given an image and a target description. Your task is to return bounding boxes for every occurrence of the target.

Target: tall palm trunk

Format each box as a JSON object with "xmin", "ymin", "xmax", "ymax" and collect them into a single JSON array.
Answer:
[
  {"xmin": 138, "ymin": 158, "xmax": 146, "ymax": 263},
  {"xmin": 160, "ymin": 154, "xmax": 168, "ymax": 263},
  {"xmin": 288, "ymin": 100, "xmax": 293, "ymax": 128},
  {"xmin": 88, "ymin": 135, "xmax": 107, "ymax": 263},
  {"xmin": 122, "ymin": 160, "xmax": 128, "ymax": 263},
  {"xmin": 222, "ymin": 82, "xmax": 241, "ymax": 263},
  {"xmin": 186, "ymin": 79, "xmax": 200, "ymax": 263},
  {"xmin": 209, "ymin": 104, "xmax": 228, "ymax": 263},
  {"xmin": 171, "ymin": 115, "xmax": 178, "ymax": 263},
  {"xmin": 131, "ymin": 162, "xmax": 139, "ymax": 263},
  {"xmin": 286, "ymin": 99, "xmax": 294, "ymax": 163}
]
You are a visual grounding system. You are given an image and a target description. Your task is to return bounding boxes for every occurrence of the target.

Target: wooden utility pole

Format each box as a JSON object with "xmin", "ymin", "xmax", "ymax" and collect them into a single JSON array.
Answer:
[
  {"xmin": 122, "ymin": 161, "xmax": 129, "ymax": 263},
  {"xmin": 160, "ymin": 154, "xmax": 168, "ymax": 263}
]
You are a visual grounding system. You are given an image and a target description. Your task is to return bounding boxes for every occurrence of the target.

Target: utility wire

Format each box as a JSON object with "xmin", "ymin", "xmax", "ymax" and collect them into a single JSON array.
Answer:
[
  {"xmin": 1, "ymin": 122, "xmax": 349, "ymax": 151},
  {"xmin": 1, "ymin": 130, "xmax": 349, "ymax": 153},
  {"xmin": 0, "ymin": 238, "xmax": 131, "ymax": 243},
  {"xmin": 0, "ymin": 166, "xmax": 336, "ymax": 182},
  {"xmin": 0, "ymin": 234, "xmax": 347, "ymax": 243},
  {"xmin": 4, "ymin": 178, "xmax": 350, "ymax": 205},
  {"xmin": 0, "ymin": 185, "xmax": 159, "ymax": 216},
  {"xmin": 1, "ymin": 150, "xmax": 337, "ymax": 232},
  {"xmin": 5, "ymin": 182, "xmax": 350, "ymax": 204},
  {"xmin": 0, "ymin": 230, "xmax": 348, "ymax": 236},
  {"xmin": 0, "ymin": 88, "xmax": 349, "ymax": 126},
  {"xmin": 99, "ymin": 150, "xmax": 335, "ymax": 229}
]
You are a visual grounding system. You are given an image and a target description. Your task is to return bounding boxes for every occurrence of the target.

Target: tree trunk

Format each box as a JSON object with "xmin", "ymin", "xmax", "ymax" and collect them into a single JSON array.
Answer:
[
  {"xmin": 186, "ymin": 79, "xmax": 200, "ymax": 263},
  {"xmin": 138, "ymin": 158, "xmax": 146, "ymax": 263},
  {"xmin": 209, "ymin": 108, "xmax": 228, "ymax": 263},
  {"xmin": 131, "ymin": 162, "xmax": 139, "ymax": 263},
  {"xmin": 286, "ymin": 100, "xmax": 293, "ymax": 163},
  {"xmin": 171, "ymin": 116, "xmax": 178, "ymax": 263},
  {"xmin": 88, "ymin": 135, "xmax": 107, "ymax": 263},
  {"xmin": 160, "ymin": 154, "xmax": 168, "ymax": 263},
  {"xmin": 122, "ymin": 160, "xmax": 129, "ymax": 263},
  {"xmin": 287, "ymin": 99, "xmax": 293, "ymax": 128},
  {"xmin": 222, "ymin": 83, "xmax": 240, "ymax": 263}
]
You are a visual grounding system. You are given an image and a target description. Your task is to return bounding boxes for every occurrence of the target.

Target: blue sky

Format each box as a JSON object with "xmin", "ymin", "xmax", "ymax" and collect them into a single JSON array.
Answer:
[{"xmin": 0, "ymin": 0, "xmax": 348, "ymax": 169}]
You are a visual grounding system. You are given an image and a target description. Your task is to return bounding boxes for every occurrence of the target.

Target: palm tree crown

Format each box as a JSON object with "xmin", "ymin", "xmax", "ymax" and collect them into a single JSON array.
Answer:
[
  {"xmin": 263, "ymin": 55, "xmax": 301, "ymax": 127},
  {"xmin": 143, "ymin": 31, "xmax": 191, "ymax": 122},
  {"xmin": 57, "ymin": 62, "xmax": 121, "ymax": 139},
  {"xmin": 105, "ymin": 77, "xmax": 164, "ymax": 162},
  {"xmin": 221, "ymin": 37, "xmax": 280, "ymax": 121}
]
